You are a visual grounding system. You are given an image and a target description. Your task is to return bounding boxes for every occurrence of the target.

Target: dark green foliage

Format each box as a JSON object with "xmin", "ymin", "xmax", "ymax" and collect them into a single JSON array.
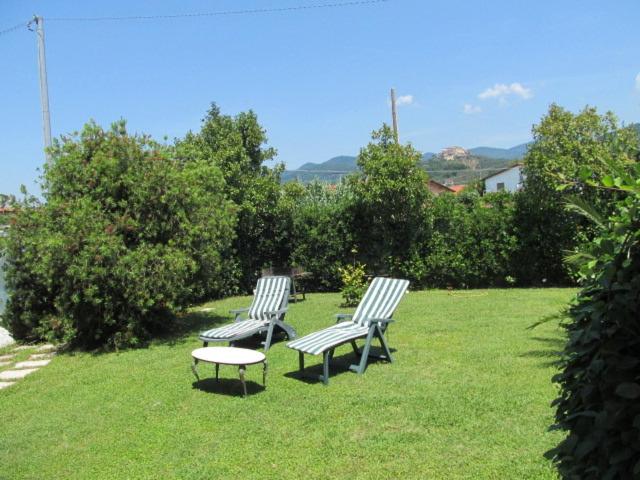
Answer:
[
  {"xmin": 284, "ymin": 181, "xmax": 353, "ymax": 291},
  {"xmin": 549, "ymin": 163, "xmax": 640, "ymax": 479},
  {"xmin": 348, "ymin": 125, "xmax": 430, "ymax": 277},
  {"xmin": 3, "ymin": 121, "xmax": 236, "ymax": 348},
  {"xmin": 422, "ymin": 191, "xmax": 518, "ymax": 288},
  {"xmin": 516, "ymin": 104, "xmax": 639, "ymax": 285},
  {"xmin": 177, "ymin": 104, "xmax": 284, "ymax": 292}
]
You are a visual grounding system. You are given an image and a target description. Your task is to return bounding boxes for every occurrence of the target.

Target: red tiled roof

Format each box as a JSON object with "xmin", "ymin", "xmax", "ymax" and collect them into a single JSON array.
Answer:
[{"xmin": 449, "ymin": 185, "xmax": 466, "ymax": 193}]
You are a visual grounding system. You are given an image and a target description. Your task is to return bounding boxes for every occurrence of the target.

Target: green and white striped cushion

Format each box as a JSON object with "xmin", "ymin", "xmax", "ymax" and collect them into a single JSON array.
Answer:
[
  {"xmin": 352, "ymin": 277, "xmax": 410, "ymax": 326},
  {"xmin": 199, "ymin": 276, "xmax": 290, "ymax": 342},
  {"xmin": 287, "ymin": 277, "xmax": 409, "ymax": 355},
  {"xmin": 286, "ymin": 323, "xmax": 369, "ymax": 355},
  {"xmin": 200, "ymin": 320, "xmax": 267, "ymax": 340},
  {"xmin": 247, "ymin": 276, "xmax": 290, "ymax": 321}
]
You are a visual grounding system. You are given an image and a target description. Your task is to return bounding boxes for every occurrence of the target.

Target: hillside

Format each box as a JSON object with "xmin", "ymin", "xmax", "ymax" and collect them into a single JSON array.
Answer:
[
  {"xmin": 282, "ymin": 141, "xmax": 530, "ymax": 184},
  {"xmin": 469, "ymin": 142, "xmax": 530, "ymax": 160}
]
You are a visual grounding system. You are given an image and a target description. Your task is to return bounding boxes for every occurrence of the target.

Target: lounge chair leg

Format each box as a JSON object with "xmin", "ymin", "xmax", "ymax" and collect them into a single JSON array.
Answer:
[
  {"xmin": 202, "ymin": 341, "xmax": 208, "ymax": 348},
  {"xmin": 263, "ymin": 322, "xmax": 275, "ymax": 352},
  {"xmin": 377, "ymin": 327, "xmax": 394, "ymax": 363},
  {"xmin": 298, "ymin": 351, "xmax": 305, "ymax": 372},
  {"xmin": 328, "ymin": 348, "xmax": 335, "ymax": 361},
  {"xmin": 322, "ymin": 351, "xmax": 330, "ymax": 385},
  {"xmin": 351, "ymin": 326, "xmax": 376, "ymax": 374},
  {"xmin": 239, "ymin": 365, "xmax": 247, "ymax": 397},
  {"xmin": 350, "ymin": 340, "xmax": 361, "ymax": 356}
]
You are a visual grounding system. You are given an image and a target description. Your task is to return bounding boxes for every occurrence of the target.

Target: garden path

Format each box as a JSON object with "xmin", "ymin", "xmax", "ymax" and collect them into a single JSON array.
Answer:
[{"xmin": 0, "ymin": 344, "xmax": 55, "ymax": 390}]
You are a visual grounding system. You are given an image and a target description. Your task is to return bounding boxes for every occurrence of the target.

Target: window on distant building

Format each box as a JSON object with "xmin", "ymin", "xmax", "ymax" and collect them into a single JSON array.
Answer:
[{"xmin": 497, "ymin": 182, "xmax": 505, "ymax": 191}]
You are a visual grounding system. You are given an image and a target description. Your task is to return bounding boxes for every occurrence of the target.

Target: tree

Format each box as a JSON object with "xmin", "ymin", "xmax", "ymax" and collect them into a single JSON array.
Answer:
[
  {"xmin": 515, "ymin": 104, "xmax": 639, "ymax": 285},
  {"xmin": 348, "ymin": 125, "xmax": 430, "ymax": 277},
  {"xmin": 3, "ymin": 120, "xmax": 236, "ymax": 348},
  {"xmin": 177, "ymin": 104, "xmax": 285, "ymax": 291}
]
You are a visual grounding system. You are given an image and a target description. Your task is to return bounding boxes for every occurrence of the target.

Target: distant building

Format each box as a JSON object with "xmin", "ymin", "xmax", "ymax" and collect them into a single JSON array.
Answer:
[
  {"xmin": 449, "ymin": 185, "xmax": 466, "ymax": 194},
  {"xmin": 483, "ymin": 164, "xmax": 524, "ymax": 193},
  {"xmin": 440, "ymin": 146, "xmax": 469, "ymax": 161},
  {"xmin": 427, "ymin": 180, "xmax": 455, "ymax": 196}
]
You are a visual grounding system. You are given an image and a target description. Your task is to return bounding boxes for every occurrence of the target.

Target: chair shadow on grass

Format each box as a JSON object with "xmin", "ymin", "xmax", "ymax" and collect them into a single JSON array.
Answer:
[
  {"xmin": 520, "ymin": 336, "xmax": 564, "ymax": 368},
  {"xmin": 284, "ymin": 346, "xmax": 397, "ymax": 384}
]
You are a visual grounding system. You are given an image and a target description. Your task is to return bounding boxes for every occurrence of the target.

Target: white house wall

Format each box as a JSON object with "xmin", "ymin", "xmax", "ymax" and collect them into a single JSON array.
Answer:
[{"xmin": 485, "ymin": 166, "xmax": 523, "ymax": 193}]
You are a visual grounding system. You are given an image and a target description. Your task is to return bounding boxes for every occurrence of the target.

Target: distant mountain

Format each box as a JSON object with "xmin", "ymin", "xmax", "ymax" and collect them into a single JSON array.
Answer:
[
  {"xmin": 282, "ymin": 141, "xmax": 530, "ymax": 184},
  {"xmin": 281, "ymin": 155, "xmax": 357, "ymax": 183},
  {"xmin": 469, "ymin": 142, "xmax": 530, "ymax": 160},
  {"xmin": 297, "ymin": 155, "xmax": 357, "ymax": 172}
]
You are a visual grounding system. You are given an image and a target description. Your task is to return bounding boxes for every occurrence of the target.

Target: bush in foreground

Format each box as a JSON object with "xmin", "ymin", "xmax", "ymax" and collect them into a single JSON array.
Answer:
[
  {"xmin": 3, "ymin": 121, "xmax": 236, "ymax": 348},
  {"xmin": 549, "ymin": 163, "xmax": 640, "ymax": 478}
]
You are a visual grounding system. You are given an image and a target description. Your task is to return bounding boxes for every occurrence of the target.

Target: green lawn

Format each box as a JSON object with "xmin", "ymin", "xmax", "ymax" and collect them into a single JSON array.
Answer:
[{"xmin": 0, "ymin": 288, "xmax": 572, "ymax": 479}]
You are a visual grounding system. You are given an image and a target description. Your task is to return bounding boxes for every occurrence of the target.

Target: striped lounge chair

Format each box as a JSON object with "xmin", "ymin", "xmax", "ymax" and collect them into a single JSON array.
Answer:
[
  {"xmin": 287, "ymin": 277, "xmax": 409, "ymax": 385},
  {"xmin": 199, "ymin": 276, "xmax": 297, "ymax": 352}
]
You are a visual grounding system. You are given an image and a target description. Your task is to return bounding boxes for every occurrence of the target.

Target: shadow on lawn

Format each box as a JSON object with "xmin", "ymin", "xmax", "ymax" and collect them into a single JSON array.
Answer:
[
  {"xmin": 192, "ymin": 377, "xmax": 266, "ymax": 397},
  {"xmin": 521, "ymin": 336, "xmax": 564, "ymax": 368},
  {"xmin": 284, "ymin": 347, "xmax": 396, "ymax": 384}
]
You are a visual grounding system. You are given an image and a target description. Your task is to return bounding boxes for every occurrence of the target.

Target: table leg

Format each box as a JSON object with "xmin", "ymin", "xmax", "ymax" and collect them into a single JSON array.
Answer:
[
  {"xmin": 215, "ymin": 363, "xmax": 219, "ymax": 382},
  {"xmin": 191, "ymin": 358, "xmax": 200, "ymax": 381},
  {"xmin": 263, "ymin": 360, "xmax": 268, "ymax": 387},
  {"xmin": 239, "ymin": 365, "xmax": 247, "ymax": 397}
]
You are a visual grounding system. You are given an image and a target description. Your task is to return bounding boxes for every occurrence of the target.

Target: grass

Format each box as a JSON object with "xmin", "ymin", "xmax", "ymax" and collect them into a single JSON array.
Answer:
[{"xmin": 0, "ymin": 288, "xmax": 572, "ymax": 479}]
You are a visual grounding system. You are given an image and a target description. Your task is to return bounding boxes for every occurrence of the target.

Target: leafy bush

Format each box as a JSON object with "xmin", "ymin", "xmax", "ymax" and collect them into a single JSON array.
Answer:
[
  {"xmin": 421, "ymin": 191, "xmax": 518, "ymax": 288},
  {"xmin": 339, "ymin": 262, "xmax": 367, "ymax": 307},
  {"xmin": 548, "ymin": 162, "xmax": 640, "ymax": 478},
  {"xmin": 3, "ymin": 121, "xmax": 236, "ymax": 348},
  {"xmin": 347, "ymin": 125, "xmax": 430, "ymax": 277},
  {"xmin": 516, "ymin": 104, "xmax": 639, "ymax": 285},
  {"xmin": 177, "ymin": 104, "xmax": 284, "ymax": 292},
  {"xmin": 285, "ymin": 181, "xmax": 353, "ymax": 291}
]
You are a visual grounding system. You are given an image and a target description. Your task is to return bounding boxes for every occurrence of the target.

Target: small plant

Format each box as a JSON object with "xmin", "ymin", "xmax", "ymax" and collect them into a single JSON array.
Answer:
[{"xmin": 339, "ymin": 263, "xmax": 367, "ymax": 307}]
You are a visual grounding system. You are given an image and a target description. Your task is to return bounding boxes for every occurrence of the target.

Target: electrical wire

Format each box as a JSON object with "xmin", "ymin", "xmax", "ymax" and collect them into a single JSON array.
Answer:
[
  {"xmin": 0, "ymin": 21, "xmax": 27, "ymax": 36},
  {"xmin": 46, "ymin": 0, "xmax": 390, "ymax": 23}
]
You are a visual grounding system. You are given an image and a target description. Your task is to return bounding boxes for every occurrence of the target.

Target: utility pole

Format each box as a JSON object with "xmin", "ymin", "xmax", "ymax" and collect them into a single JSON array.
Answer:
[
  {"xmin": 390, "ymin": 87, "xmax": 399, "ymax": 143},
  {"xmin": 29, "ymin": 15, "xmax": 52, "ymax": 162}
]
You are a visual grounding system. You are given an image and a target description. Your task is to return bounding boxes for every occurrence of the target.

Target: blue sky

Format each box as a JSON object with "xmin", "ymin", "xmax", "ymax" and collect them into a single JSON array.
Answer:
[{"xmin": 1, "ymin": 0, "xmax": 640, "ymax": 195}]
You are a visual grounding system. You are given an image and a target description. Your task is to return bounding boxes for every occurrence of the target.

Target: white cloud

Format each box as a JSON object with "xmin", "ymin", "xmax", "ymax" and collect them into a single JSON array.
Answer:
[
  {"xmin": 636, "ymin": 73, "xmax": 640, "ymax": 91},
  {"xmin": 478, "ymin": 82, "xmax": 533, "ymax": 101},
  {"xmin": 463, "ymin": 103, "xmax": 482, "ymax": 114},
  {"xmin": 396, "ymin": 94, "xmax": 414, "ymax": 106}
]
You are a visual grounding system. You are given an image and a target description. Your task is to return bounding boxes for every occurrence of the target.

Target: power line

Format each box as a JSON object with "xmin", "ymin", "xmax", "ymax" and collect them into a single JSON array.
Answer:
[
  {"xmin": 46, "ymin": 0, "xmax": 390, "ymax": 23},
  {"xmin": 0, "ymin": 21, "xmax": 27, "ymax": 36}
]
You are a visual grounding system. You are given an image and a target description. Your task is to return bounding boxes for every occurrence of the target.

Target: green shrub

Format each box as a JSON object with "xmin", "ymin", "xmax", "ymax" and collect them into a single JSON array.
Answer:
[
  {"xmin": 422, "ymin": 191, "xmax": 518, "ymax": 288},
  {"xmin": 339, "ymin": 262, "xmax": 367, "ymax": 307},
  {"xmin": 177, "ymin": 104, "xmax": 284, "ymax": 292},
  {"xmin": 515, "ymin": 104, "xmax": 639, "ymax": 286},
  {"xmin": 548, "ymin": 162, "xmax": 640, "ymax": 478},
  {"xmin": 348, "ymin": 125, "xmax": 430, "ymax": 277},
  {"xmin": 286, "ymin": 181, "xmax": 354, "ymax": 291},
  {"xmin": 3, "ymin": 121, "xmax": 236, "ymax": 348}
]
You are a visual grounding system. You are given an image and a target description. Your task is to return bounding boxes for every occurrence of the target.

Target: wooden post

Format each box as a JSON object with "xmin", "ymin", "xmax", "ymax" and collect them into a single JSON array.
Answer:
[{"xmin": 390, "ymin": 88, "xmax": 399, "ymax": 143}]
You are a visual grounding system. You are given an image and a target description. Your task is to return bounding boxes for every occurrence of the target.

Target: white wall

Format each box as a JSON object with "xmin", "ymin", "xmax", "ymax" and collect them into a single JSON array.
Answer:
[{"xmin": 485, "ymin": 166, "xmax": 523, "ymax": 193}]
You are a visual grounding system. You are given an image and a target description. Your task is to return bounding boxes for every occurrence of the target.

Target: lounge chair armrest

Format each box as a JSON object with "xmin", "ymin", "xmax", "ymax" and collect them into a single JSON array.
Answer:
[
  {"xmin": 230, "ymin": 308, "xmax": 250, "ymax": 314},
  {"xmin": 367, "ymin": 318, "xmax": 395, "ymax": 325},
  {"xmin": 230, "ymin": 308, "xmax": 249, "ymax": 321},
  {"xmin": 264, "ymin": 308, "xmax": 288, "ymax": 319},
  {"xmin": 334, "ymin": 313, "xmax": 353, "ymax": 323}
]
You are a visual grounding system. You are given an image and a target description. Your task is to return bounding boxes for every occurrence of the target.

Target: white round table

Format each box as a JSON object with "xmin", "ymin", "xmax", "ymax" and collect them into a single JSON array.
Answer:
[{"xmin": 191, "ymin": 347, "xmax": 267, "ymax": 397}]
